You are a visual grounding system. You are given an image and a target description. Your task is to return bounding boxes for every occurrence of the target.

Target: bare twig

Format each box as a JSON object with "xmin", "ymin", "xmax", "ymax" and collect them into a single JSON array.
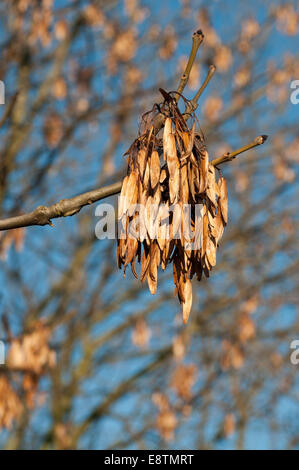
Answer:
[
  {"xmin": 153, "ymin": 29, "xmax": 204, "ymax": 132},
  {"xmin": 0, "ymin": 92, "xmax": 19, "ymax": 129},
  {"xmin": 185, "ymin": 64, "xmax": 216, "ymax": 116},
  {"xmin": 0, "ymin": 181, "xmax": 122, "ymax": 231},
  {"xmin": 176, "ymin": 30, "xmax": 204, "ymax": 100},
  {"xmin": 211, "ymin": 135, "xmax": 268, "ymax": 166}
]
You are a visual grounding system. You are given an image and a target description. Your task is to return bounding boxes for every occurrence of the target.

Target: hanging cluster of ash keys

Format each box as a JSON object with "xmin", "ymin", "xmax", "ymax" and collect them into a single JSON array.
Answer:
[{"xmin": 117, "ymin": 92, "xmax": 228, "ymax": 323}]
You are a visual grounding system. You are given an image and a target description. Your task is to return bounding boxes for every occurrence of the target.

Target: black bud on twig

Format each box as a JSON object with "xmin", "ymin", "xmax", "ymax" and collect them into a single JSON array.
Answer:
[{"xmin": 194, "ymin": 29, "xmax": 204, "ymax": 39}]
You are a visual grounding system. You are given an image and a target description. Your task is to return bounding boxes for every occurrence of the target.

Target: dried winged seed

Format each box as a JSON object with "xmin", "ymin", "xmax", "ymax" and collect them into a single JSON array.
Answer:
[
  {"xmin": 194, "ymin": 214, "xmax": 203, "ymax": 252},
  {"xmin": 147, "ymin": 272, "xmax": 157, "ymax": 295},
  {"xmin": 166, "ymin": 134, "xmax": 178, "ymax": 179},
  {"xmin": 157, "ymin": 205, "xmax": 169, "ymax": 251},
  {"xmin": 169, "ymin": 169, "xmax": 180, "ymax": 204},
  {"xmin": 127, "ymin": 214, "xmax": 138, "ymax": 240},
  {"xmin": 187, "ymin": 163, "xmax": 196, "ymax": 202},
  {"xmin": 120, "ymin": 233, "xmax": 128, "ymax": 259},
  {"xmin": 145, "ymin": 197, "xmax": 159, "ymax": 239},
  {"xmin": 193, "ymin": 162, "xmax": 200, "ymax": 189},
  {"xmin": 149, "ymin": 240, "xmax": 160, "ymax": 281},
  {"xmin": 127, "ymin": 193, "xmax": 138, "ymax": 217},
  {"xmin": 182, "ymin": 123, "xmax": 195, "ymax": 156},
  {"xmin": 145, "ymin": 196, "xmax": 153, "ymax": 235},
  {"xmin": 190, "ymin": 152, "xmax": 199, "ymax": 167},
  {"xmin": 203, "ymin": 263, "xmax": 210, "ymax": 278},
  {"xmin": 182, "ymin": 131, "xmax": 190, "ymax": 150},
  {"xmin": 149, "ymin": 251, "xmax": 158, "ymax": 282},
  {"xmin": 163, "ymin": 117, "xmax": 172, "ymax": 161},
  {"xmin": 140, "ymin": 245, "xmax": 150, "ymax": 282},
  {"xmin": 174, "ymin": 283, "xmax": 178, "ymax": 298},
  {"xmin": 124, "ymin": 238, "xmax": 138, "ymax": 266},
  {"xmin": 131, "ymin": 257, "xmax": 138, "ymax": 279},
  {"xmin": 136, "ymin": 204, "xmax": 147, "ymax": 244},
  {"xmin": 145, "ymin": 232, "xmax": 151, "ymax": 247},
  {"xmin": 118, "ymin": 213, "xmax": 127, "ymax": 241},
  {"xmin": 182, "ymin": 206, "xmax": 194, "ymax": 248},
  {"xmin": 214, "ymin": 179, "xmax": 220, "ymax": 198},
  {"xmin": 206, "ymin": 164, "xmax": 217, "ymax": 208},
  {"xmin": 119, "ymin": 217, "xmax": 129, "ymax": 257},
  {"xmin": 143, "ymin": 161, "xmax": 150, "ymax": 188},
  {"xmin": 116, "ymin": 244, "xmax": 122, "ymax": 269},
  {"xmin": 199, "ymin": 150, "xmax": 209, "ymax": 193},
  {"xmin": 139, "ymin": 187, "xmax": 147, "ymax": 210},
  {"xmin": 137, "ymin": 148, "xmax": 147, "ymax": 179},
  {"xmin": 207, "ymin": 210, "xmax": 215, "ymax": 228},
  {"xmin": 169, "ymin": 179, "xmax": 179, "ymax": 205},
  {"xmin": 207, "ymin": 201, "xmax": 216, "ymax": 218},
  {"xmin": 168, "ymin": 219, "xmax": 175, "ymax": 242},
  {"xmin": 161, "ymin": 237, "xmax": 169, "ymax": 266},
  {"xmin": 161, "ymin": 240, "xmax": 169, "ymax": 268},
  {"xmin": 172, "ymin": 203, "xmax": 182, "ymax": 238},
  {"xmin": 119, "ymin": 175, "xmax": 129, "ymax": 218},
  {"xmin": 218, "ymin": 176, "xmax": 228, "ymax": 225},
  {"xmin": 152, "ymin": 184, "xmax": 161, "ymax": 207},
  {"xmin": 126, "ymin": 170, "xmax": 138, "ymax": 216},
  {"xmin": 206, "ymin": 236, "xmax": 217, "ymax": 267},
  {"xmin": 180, "ymin": 133, "xmax": 190, "ymax": 160},
  {"xmin": 184, "ymin": 246, "xmax": 192, "ymax": 263},
  {"xmin": 177, "ymin": 274, "xmax": 185, "ymax": 303},
  {"xmin": 156, "ymin": 244, "xmax": 161, "ymax": 267},
  {"xmin": 202, "ymin": 208, "xmax": 209, "ymax": 258},
  {"xmin": 160, "ymin": 167, "xmax": 167, "ymax": 183},
  {"xmin": 204, "ymin": 254, "xmax": 212, "ymax": 272},
  {"xmin": 181, "ymin": 278, "xmax": 193, "ymax": 324},
  {"xmin": 189, "ymin": 122, "xmax": 196, "ymax": 149},
  {"xmin": 150, "ymin": 150, "xmax": 160, "ymax": 189},
  {"xmin": 159, "ymin": 201, "xmax": 170, "ymax": 222},
  {"xmin": 180, "ymin": 162, "xmax": 189, "ymax": 203},
  {"xmin": 157, "ymin": 228, "xmax": 166, "ymax": 251},
  {"xmin": 212, "ymin": 204, "xmax": 225, "ymax": 244}
]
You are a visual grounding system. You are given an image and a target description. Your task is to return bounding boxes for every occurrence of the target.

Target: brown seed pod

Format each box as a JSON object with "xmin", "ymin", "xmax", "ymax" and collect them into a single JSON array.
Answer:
[{"xmin": 117, "ymin": 91, "xmax": 228, "ymax": 323}]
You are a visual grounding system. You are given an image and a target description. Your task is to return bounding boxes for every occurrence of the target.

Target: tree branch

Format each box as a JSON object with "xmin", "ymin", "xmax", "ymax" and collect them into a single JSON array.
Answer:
[
  {"xmin": 210, "ymin": 135, "xmax": 268, "ymax": 167},
  {"xmin": 153, "ymin": 29, "xmax": 204, "ymax": 132},
  {"xmin": 0, "ymin": 135, "xmax": 268, "ymax": 232},
  {"xmin": 184, "ymin": 64, "xmax": 216, "ymax": 116},
  {"xmin": 176, "ymin": 29, "xmax": 204, "ymax": 101},
  {"xmin": 0, "ymin": 181, "xmax": 122, "ymax": 231}
]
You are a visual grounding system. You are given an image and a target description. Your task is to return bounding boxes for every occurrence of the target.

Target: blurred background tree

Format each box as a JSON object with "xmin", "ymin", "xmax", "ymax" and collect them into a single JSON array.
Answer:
[{"xmin": 0, "ymin": 0, "xmax": 298, "ymax": 450}]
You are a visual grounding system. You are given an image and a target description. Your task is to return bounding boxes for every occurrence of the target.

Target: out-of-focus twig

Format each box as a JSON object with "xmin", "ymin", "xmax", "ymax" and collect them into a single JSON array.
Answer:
[{"xmin": 0, "ymin": 92, "xmax": 19, "ymax": 129}]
